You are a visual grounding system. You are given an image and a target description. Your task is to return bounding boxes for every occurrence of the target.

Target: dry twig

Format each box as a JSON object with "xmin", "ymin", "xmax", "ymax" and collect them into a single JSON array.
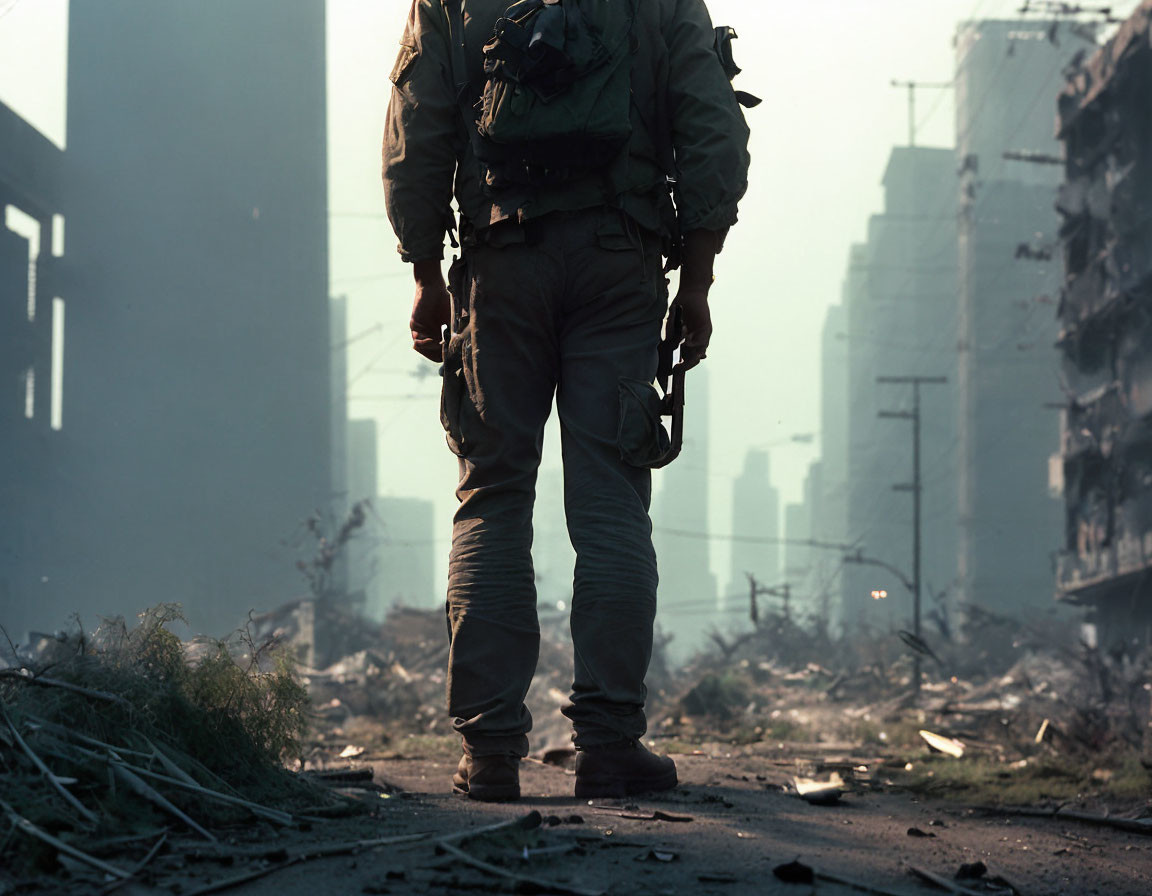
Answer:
[
  {"xmin": 0, "ymin": 669, "xmax": 133, "ymax": 708},
  {"xmin": 116, "ymin": 763, "xmax": 294, "ymax": 826},
  {"xmin": 907, "ymin": 864, "xmax": 1014, "ymax": 895},
  {"xmin": 0, "ymin": 799, "xmax": 132, "ymax": 881},
  {"xmin": 178, "ymin": 831, "xmax": 438, "ymax": 895},
  {"xmin": 97, "ymin": 833, "xmax": 170, "ymax": 896},
  {"xmin": 111, "ymin": 763, "xmax": 217, "ymax": 842},
  {"xmin": 435, "ymin": 840, "xmax": 605, "ymax": 896},
  {"xmin": 1, "ymin": 708, "xmax": 99, "ymax": 825},
  {"xmin": 181, "ymin": 858, "xmax": 301, "ymax": 896},
  {"xmin": 967, "ymin": 804, "xmax": 1152, "ymax": 836}
]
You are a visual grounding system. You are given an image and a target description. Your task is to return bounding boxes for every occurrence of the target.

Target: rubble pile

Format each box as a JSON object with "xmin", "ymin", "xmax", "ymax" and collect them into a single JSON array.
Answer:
[
  {"xmin": 0, "ymin": 607, "xmax": 351, "ymax": 889},
  {"xmin": 657, "ymin": 605, "xmax": 1152, "ymax": 772},
  {"xmin": 280, "ymin": 594, "xmax": 1149, "ymax": 777},
  {"xmin": 251, "ymin": 602, "xmax": 596, "ymax": 756}
]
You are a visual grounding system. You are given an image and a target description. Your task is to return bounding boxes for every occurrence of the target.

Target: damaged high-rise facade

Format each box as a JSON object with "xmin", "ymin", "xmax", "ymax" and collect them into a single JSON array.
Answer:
[
  {"xmin": 1054, "ymin": 1, "xmax": 1152, "ymax": 646},
  {"xmin": 824, "ymin": 19, "xmax": 1094, "ymax": 636},
  {"xmin": 727, "ymin": 449, "xmax": 779, "ymax": 608},
  {"xmin": 1, "ymin": 2, "xmax": 334, "ymax": 637},
  {"xmin": 839, "ymin": 147, "xmax": 959, "ymax": 632},
  {"xmin": 0, "ymin": 102, "xmax": 67, "ymax": 633},
  {"xmin": 954, "ymin": 20, "xmax": 1087, "ymax": 617}
]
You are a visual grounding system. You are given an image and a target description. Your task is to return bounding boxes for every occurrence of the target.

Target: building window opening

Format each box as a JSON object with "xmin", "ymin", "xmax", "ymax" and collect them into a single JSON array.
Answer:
[
  {"xmin": 52, "ymin": 214, "xmax": 65, "ymax": 258},
  {"xmin": 5, "ymin": 204, "xmax": 41, "ymax": 321},
  {"xmin": 51, "ymin": 298, "xmax": 64, "ymax": 430},
  {"xmin": 23, "ymin": 368, "xmax": 34, "ymax": 420}
]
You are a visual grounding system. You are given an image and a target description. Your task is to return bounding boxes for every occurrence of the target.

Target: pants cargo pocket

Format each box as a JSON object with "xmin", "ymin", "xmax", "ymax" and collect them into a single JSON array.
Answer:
[{"xmin": 617, "ymin": 378, "xmax": 672, "ymax": 469}]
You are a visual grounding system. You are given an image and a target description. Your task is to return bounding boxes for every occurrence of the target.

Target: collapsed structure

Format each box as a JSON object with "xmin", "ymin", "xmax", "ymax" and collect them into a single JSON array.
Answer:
[{"xmin": 1055, "ymin": 0, "xmax": 1152, "ymax": 645}]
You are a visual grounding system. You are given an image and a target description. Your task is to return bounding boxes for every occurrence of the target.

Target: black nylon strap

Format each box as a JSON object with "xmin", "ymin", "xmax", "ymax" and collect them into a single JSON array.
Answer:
[{"xmin": 441, "ymin": 0, "xmax": 471, "ymax": 101}]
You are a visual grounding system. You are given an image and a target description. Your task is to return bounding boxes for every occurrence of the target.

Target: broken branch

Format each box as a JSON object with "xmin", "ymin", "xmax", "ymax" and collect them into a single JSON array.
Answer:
[
  {"xmin": 966, "ymin": 804, "xmax": 1152, "ymax": 836},
  {"xmin": 817, "ymin": 869, "xmax": 916, "ymax": 896},
  {"xmin": 438, "ymin": 810, "xmax": 546, "ymax": 844},
  {"xmin": 1, "ymin": 707, "xmax": 99, "ymax": 825},
  {"xmin": 111, "ymin": 763, "xmax": 217, "ymax": 842},
  {"xmin": 436, "ymin": 840, "xmax": 605, "ymax": 896},
  {"xmin": 586, "ymin": 805, "xmax": 694, "ymax": 822},
  {"xmin": 181, "ymin": 857, "xmax": 300, "ymax": 896},
  {"xmin": 0, "ymin": 799, "xmax": 132, "ymax": 881},
  {"xmin": 907, "ymin": 865, "xmax": 999, "ymax": 896},
  {"xmin": 113, "ymin": 763, "xmax": 294, "ymax": 826},
  {"xmin": 0, "ymin": 669, "xmax": 133, "ymax": 708},
  {"xmin": 98, "ymin": 833, "xmax": 170, "ymax": 896}
]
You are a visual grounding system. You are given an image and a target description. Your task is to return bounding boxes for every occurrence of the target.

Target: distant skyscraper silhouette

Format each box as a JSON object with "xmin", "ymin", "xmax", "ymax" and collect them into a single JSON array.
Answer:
[{"xmin": 55, "ymin": 0, "xmax": 332, "ymax": 634}]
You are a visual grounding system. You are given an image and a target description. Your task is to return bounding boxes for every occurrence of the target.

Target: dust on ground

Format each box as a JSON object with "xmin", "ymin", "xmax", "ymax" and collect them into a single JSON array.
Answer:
[{"xmin": 3, "ymin": 600, "xmax": 1152, "ymax": 895}]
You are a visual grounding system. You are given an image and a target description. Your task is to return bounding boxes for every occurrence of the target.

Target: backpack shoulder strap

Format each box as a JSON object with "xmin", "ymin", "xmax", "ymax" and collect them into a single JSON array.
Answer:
[{"xmin": 440, "ymin": 0, "xmax": 471, "ymax": 102}]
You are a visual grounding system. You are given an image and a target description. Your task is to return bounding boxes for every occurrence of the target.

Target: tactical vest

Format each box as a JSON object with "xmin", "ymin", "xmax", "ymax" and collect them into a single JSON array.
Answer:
[{"xmin": 444, "ymin": 0, "xmax": 637, "ymax": 189}]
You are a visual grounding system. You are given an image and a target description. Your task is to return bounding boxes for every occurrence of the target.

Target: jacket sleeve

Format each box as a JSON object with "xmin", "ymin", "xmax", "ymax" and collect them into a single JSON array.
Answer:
[
  {"xmin": 664, "ymin": 0, "xmax": 751, "ymax": 233},
  {"xmin": 382, "ymin": 0, "xmax": 465, "ymax": 262}
]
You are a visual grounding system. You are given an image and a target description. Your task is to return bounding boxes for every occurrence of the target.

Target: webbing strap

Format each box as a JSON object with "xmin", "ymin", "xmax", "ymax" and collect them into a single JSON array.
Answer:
[{"xmin": 441, "ymin": 0, "xmax": 471, "ymax": 101}]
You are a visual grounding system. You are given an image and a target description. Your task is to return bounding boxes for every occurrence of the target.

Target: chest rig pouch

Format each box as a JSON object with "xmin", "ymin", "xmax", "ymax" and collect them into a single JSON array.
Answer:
[{"xmin": 449, "ymin": 0, "xmax": 637, "ymax": 189}]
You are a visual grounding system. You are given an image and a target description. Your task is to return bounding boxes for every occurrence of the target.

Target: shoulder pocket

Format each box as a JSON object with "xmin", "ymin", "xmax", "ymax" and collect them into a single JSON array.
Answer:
[{"xmin": 390, "ymin": 43, "xmax": 419, "ymax": 87}]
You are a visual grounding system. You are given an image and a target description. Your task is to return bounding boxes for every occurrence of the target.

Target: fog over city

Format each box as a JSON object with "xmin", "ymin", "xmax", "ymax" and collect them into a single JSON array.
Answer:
[
  {"xmin": 0, "ymin": 0, "xmax": 1147, "ymax": 649},
  {"xmin": 4, "ymin": 3, "xmax": 1152, "ymax": 892}
]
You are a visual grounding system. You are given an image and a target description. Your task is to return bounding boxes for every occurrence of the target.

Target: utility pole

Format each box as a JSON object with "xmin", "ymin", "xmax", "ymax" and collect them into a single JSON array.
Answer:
[
  {"xmin": 877, "ymin": 375, "xmax": 947, "ymax": 694},
  {"xmin": 1017, "ymin": 1, "xmax": 1120, "ymax": 22},
  {"xmin": 745, "ymin": 573, "xmax": 792, "ymax": 628},
  {"xmin": 890, "ymin": 80, "xmax": 953, "ymax": 147}
]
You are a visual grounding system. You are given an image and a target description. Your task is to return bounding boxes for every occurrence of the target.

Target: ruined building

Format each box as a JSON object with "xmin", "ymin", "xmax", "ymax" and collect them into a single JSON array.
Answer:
[
  {"xmin": 725, "ymin": 448, "xmax": 780, "ymax": 618},
  {"xmin": 955, "ymin": 19, "xmax": 1088, "ymax": 615},
  {"xmin": 2, "ymin": 2, "xmax": 334, "ymax": 637},
  {"xmin": 0, "ymin": 102, "xmax": 67, "ymax": 633},
  {"xmin": 809, "ymin": 303, "xmax": 849, "ymax": 633},
  {"xmin": 373, "ymin": 497, "xmax": 436, "ymax": 614},
  {"xmin": 839, "ymin": 147, "xmax": 960, "ymax": 633},
  {"xmin": 1055, "ymin": 1, "xmax": 1152, "ymax": 645}
]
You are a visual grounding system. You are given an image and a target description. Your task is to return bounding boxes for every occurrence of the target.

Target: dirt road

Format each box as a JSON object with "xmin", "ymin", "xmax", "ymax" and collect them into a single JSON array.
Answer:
[{"xmin": 200, "ymin": 742, "xmax": 1151, "ymax": 896}]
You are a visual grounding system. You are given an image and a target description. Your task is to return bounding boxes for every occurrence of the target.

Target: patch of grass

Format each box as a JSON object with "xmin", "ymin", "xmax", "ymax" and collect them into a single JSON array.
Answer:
[
  {"xmin": 765, "ymin": 718, "xmax": 810, "ymax": 742},
  {"xmin": 649, "ymin": 738, "xmax": 697, "ymax": 755},
  {"xmin": 1102, "ymin": 754, "xmax": 1152, "ymax": 801},
  {"xmin": 677, "ymin": 672, "xmax": 750, "ymax": 720},
  {"xmin": 1, "ymin": 605, "xmax": 325, "ymax": 876},
  {"xmin": 48, "ymin": 605, "xmax": 310, "ymax": 778},
  {"xmin": 852, "ymin": 716, "xmax": 923, "ymax": 749},
  {"xmin": 895, "ymin": 751, "xmax": 1152, "ymax": 805},
  {"xmin": 391, "ymin": 732, "xmax": 459, "ymax": 760},
  {"xmin": 729, "ymin": 717, "xmax": 812, "ymax": 745}
]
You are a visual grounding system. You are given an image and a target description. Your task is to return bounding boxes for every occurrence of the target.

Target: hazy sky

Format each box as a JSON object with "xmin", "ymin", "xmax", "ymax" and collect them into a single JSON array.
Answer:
[{"xmin": 0, "ymin": 0, "xmax": 1140, "ymax": 597}]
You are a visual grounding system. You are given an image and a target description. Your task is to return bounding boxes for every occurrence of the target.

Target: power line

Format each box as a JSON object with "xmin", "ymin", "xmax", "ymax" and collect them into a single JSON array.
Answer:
[
  {"xmin": 347, "ymin": 393, "xmax": 431, "ymax": 402},
  {"xmin": 329, "ymin": 211, "xmax": 389, "ymax": 219},
  {"xmin": 331, "ymin": 271, "xmax": 408, "ymax": 285},
  {"xmin": 331, "ymin": 322, "xmax": 384, "ymax": 351},
  {"xmin": 890, "ymin": 79, "xmax": 954, "ymax": 146},
  {"xmin": 653, "ymin": 527, "xmax": 857, "ymax": 552},
  {"xmin": 844, "ymin": 31, "xmax": 1081, "ymax": 549}
]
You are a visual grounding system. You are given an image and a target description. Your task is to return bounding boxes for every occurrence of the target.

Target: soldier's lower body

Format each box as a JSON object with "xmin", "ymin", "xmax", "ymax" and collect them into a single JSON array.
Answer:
[{"xmin": 442, "ymin": 208, "xmax": 667, "ymax": 774}]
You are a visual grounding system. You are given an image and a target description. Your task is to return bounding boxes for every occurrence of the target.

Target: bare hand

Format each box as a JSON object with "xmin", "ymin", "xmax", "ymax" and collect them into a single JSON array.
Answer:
[
  {"xmin": 670, "ymin": 284, "xmax": 712, "ymax": 372},
  {"xmin": 410, "ymin": 263, "xmax": 451, "ymax": 362},
  {"xmin": 672, "ymin": 229, "xmax": 722, "ymax": 372}
]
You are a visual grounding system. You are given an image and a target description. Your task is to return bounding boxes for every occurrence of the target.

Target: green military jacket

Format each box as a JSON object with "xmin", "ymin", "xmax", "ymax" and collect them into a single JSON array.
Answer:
[{"xmin": 383, "ymin": 0, "xmax": 751, "ymax": 262}]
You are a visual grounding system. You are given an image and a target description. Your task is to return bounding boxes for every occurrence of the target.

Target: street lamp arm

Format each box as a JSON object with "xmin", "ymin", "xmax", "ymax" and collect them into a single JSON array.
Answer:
[{"xmin": 842, "ymin": 552, "xmax": 915, "ymax": 594}]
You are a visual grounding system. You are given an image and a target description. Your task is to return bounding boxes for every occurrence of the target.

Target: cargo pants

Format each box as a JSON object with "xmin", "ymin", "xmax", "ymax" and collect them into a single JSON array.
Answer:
[{"xmin": 441, "ymin": 207, "xmax": 667, "ymax": 756}]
